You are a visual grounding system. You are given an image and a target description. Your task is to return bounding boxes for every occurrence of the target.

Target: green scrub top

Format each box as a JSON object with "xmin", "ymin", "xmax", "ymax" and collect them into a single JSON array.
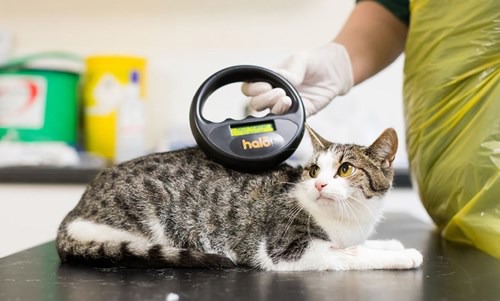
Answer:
[{"xmin": 357, "ymin": 0, "xmax": 410, "ymax": 25}]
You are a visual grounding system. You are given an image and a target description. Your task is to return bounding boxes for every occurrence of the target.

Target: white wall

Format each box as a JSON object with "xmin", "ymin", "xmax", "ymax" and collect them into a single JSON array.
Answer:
[
  {"xmin": 1, "ymin": 0, "xmax": 408, "ymax": 169},
  {"xmin": 1, "ymin": 0, "xmax": 352, "ymax": 55},
  {"xmin": 0, "ymin": 184, "xmax": 85, "ymax": 258},
  {"xmin": 1, "ymin": 0, "xmax": 359, "ymax": 150}
]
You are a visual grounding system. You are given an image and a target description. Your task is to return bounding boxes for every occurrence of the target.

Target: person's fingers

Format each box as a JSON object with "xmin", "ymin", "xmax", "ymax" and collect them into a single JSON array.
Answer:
[
  {"xmin": 270, "ymin": 96, "xmax": 292, "ymax": 115},
  {"xmin": 241, "ymin": 82, "xmax": 273, "ymax": 96},
  {"xmin": 249, "ymin": 88, "xmax": 286, "ymax": 112}
]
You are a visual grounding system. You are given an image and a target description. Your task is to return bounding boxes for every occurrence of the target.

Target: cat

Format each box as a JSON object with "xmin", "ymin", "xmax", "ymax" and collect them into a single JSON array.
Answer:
[{"xmin": 56, "ymin": 126, "xmax": 423, "ymax": 271}]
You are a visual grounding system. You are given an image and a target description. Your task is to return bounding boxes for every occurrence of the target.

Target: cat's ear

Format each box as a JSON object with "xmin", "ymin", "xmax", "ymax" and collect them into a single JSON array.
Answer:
[
  {"xmin": 368, "ymin": 128, "xmax": 398, "ymax": 168},
  {"xmin": 305, "ymin": 123, "xmax": 331, "ymax": 152}
]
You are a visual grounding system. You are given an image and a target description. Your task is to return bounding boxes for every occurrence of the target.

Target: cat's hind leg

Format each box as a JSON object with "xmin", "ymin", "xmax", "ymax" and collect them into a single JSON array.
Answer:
[{"xmin": 56, "ymin": 218, "xmax": 235, "ymax": 269}]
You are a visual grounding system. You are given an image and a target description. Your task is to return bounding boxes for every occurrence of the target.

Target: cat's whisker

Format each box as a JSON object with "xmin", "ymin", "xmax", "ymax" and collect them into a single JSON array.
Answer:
[
  {"xmin": 340, "ymin": 199, "xmax": 352, "ymax": 226},
  {"xmin": 339, "ymin": 198, "xmax": 346, "ymax": 229},
  {"xmin": 281, "ymin": 207, "xmax": 303, "ymax": 238},
  {"xmin": 280, "ymin": 204, "xmax": 304, "ymax": 238},
  {"xmin": 277, "ymin": 181, "xmax": 299, "ymax": 186},
  {"xmin": 307, "ymin": 213, "xmax": 313, "ymax": 242},
  {"xmin": 342, "ymin": 199, "xmax": 365, "ymax": 238},
  {"xmin": 345, "ymin": 198, "xmax": 362, "ymax": 215},
  {"xmin": 347, "ymin": 195, "xmax": 378, "ymax": 221}
]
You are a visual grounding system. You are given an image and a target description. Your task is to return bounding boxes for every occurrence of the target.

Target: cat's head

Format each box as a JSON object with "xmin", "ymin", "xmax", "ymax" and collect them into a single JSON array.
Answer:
[{"xmin": 293, "ymin": 125, "xmax": 398, "ymax": 221}]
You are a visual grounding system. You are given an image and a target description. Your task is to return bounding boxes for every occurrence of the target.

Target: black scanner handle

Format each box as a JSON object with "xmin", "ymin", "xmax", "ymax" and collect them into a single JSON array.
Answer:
[
  {"xmin": 189, "ymin": 65, "xmax": 306, "ymax": 172},
  {"xmin": 190, "ymin": 65, "xmax": 304, "ymax": 127}
]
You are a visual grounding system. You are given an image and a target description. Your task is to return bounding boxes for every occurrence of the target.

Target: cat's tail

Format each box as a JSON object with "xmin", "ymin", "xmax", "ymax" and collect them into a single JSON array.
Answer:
[{"xmin": 56, "ymin": 218, "xmax": 236, "ymax": 269}]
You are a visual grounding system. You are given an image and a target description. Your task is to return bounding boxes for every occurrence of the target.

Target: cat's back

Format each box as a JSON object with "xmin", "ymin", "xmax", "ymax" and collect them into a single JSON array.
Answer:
[
  {"xmin": 79, "ymin": 148, "xmax": 223, "ymax": 204},
  {"xmin": 71, "ymin": 147, "xmax": 301, "ymax": 222},
  {"xmin": 87, "ymin": 147, "xmax": 224, "ymax": 190}
]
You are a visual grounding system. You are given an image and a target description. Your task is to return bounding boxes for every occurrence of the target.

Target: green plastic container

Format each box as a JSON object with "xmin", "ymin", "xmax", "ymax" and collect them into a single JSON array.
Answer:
[{"xmin": 0, "ymin": 54, "xmax": 81, "ymax": 144}]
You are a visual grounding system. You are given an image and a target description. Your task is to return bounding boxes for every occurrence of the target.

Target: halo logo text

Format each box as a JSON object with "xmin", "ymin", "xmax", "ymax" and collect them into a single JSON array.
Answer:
[{"xmin": 242, "ymin": 136, "xmax": 272, "ymax": 150}]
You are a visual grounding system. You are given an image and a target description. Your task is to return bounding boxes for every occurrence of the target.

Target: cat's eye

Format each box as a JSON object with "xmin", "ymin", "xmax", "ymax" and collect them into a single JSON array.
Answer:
[
  {"xmin": 338, "ymin": 162, "xmax": 356, "ymax": 177},
  {"xmin": 309, "ymin": 165, "xmax": 320, "ymax": 178}
]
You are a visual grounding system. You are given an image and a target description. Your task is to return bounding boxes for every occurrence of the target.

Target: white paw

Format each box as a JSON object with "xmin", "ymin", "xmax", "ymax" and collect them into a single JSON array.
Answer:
[
  {"xmin": 391, "ymin": 248, "xmax": 423, "ymax": 269},
  {"xmin": 340, "ymin": 245, "xmax": 423, "ymax": 270},
  {"xmin": 405, "ymin": 248, "xmax": 423, "ymax": 268},
  {"xmin": 383, "ymin": 239, "xmax": 405, "ymax": 251}
]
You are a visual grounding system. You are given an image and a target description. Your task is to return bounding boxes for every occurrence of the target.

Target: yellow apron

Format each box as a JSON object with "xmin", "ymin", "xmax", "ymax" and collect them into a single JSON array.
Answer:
[{"xmin": 404, "ymin": 0, "xmax": 500, "ymax": 257}]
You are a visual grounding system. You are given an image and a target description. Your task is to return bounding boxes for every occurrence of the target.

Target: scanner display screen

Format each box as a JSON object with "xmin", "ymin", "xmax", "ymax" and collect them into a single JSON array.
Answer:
[{"xmin": 230, "ymin": 122, "xmax": 275, "ymax": 137}]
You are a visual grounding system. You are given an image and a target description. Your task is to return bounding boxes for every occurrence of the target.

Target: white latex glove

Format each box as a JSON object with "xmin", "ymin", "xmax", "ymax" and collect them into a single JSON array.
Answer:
[{"xmin": 242, "ymin": 43, "xmax": 354, "ymax": 117}]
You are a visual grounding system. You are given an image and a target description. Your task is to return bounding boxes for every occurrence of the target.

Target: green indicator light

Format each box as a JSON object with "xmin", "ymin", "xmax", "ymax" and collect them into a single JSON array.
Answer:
[{"xmin": 230, "ymin": 122, "xmax": 275, "ymax": 137}]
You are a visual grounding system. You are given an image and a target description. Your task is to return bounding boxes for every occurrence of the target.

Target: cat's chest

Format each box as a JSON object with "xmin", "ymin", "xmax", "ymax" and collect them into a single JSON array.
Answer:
[
  {"xmin": 326, "ymin": 224, "xmax": 371, "ymax": 248},
  {"xmin": 316, "ymin": 218, "xmax": 376, "ymax": 248}
]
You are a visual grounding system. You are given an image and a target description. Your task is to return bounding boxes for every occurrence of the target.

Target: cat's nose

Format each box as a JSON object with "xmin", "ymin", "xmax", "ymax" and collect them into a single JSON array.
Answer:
[{"xmin": 315, "ymin": 181, "xmax": 327, "ymax": 192}]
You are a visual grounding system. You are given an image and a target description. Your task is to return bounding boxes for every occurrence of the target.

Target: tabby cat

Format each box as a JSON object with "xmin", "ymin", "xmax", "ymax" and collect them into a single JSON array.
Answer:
[{"xmin": 56, "ymin": 126, "xmax": 422, "ymax": 271}]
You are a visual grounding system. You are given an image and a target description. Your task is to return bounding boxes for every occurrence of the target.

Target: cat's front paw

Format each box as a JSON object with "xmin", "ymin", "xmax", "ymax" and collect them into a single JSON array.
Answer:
[
  {"xmin": 343, "ymin": 245, "xmax": 423, "ymax": 270},
  {"xmin": 391, "ymin": 248, "xmax": 423, "ymax": 269}
]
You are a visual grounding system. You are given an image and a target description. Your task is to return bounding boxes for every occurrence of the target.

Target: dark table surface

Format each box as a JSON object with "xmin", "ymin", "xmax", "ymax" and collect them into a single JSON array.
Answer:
[{"xmin": 1, "ymin": 214, "xmax": 499, "ymax": 301}]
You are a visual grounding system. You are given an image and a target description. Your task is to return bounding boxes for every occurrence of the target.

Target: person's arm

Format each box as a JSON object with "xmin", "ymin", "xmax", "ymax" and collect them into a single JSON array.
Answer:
[
  {"xmin": 242, "ymin": 0, "xmax": 410, "ymax": 116},
  {"xmin": 335, "ymin": 1, "xmax": 408, "ymax": 85}
]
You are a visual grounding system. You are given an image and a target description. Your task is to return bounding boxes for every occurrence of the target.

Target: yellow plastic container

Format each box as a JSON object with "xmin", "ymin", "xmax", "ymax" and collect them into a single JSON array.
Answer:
[{"xmin": 83, "ymin": 56, "xmax": 147, "ymax": 161}]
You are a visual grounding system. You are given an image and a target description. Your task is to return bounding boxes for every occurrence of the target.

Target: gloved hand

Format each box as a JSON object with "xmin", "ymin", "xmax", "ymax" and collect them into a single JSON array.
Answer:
[{"xmin": 242, "ymin": 43, "xmax": 354, "ymax": 117}]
